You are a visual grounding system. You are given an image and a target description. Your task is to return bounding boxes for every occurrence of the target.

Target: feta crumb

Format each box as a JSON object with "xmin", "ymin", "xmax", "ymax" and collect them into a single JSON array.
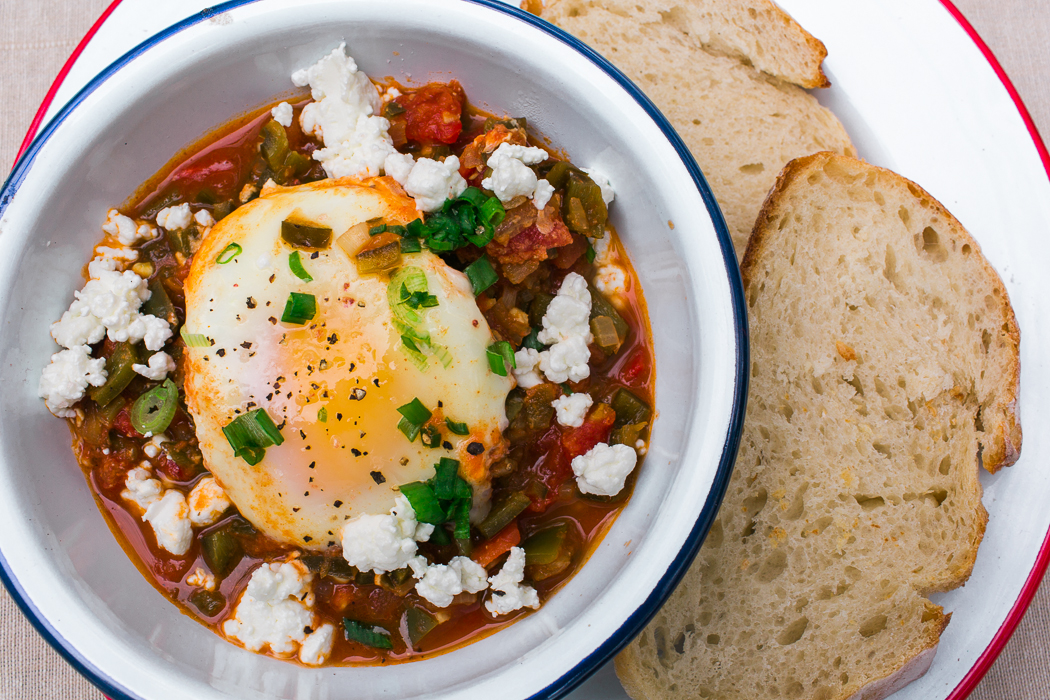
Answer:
[
  {"xmin": 531, "ymin": 272, "xmax": 594, "ymax": 384},
  {"xmin": 341, "ymin": 496, "xmax": 433, "ymax": 574},
  {"xmin": 102, "ymin": 209, "xmax": 155, "ymax": 245},
  {"xmin": 382, "ymin": 86, "xmax": 401, "ymax": 101},
  {"xmin": 156, "ymin": 204, "xmax": 193, "ymax": 232},
  {"xmin": 143, "ymin": 433, "xmax": 168, "ymax": 459},
  {"xmin": 594, "ymin": 263, "xmax": 627, "ymax": 299},
  {"xmin": 194, "ymin": 209, "xmax": 216, "ymax": 228},
  {"xmin": 223, "ymin": 562, "xmax": 316, "ymax": 656},
  {"xmin": 299, "ymin": 623, "xmax": 336, "ymax": 666},
  {"xmin": 512, "ymin": 347, "xmax": 544, "ymax": 389},
  {"xmin": 121, "ymin": 466, "xmax": 163, "ymax": 512},
  {"xmin": 581, "ymin": 167, "xmax": 615, "ymax": 205},
  {"xmin": 188, "ymin": 476, "xmax": 232, "ymax": 526},
  {"xmin": 485, "ymin": 547, "xmax": 539, "ymax": 616},
  {"xmin": 187, "ymin": 568, "xmax": 217, "ymax": 591},
  {"xmin": 256, "ymin": 254, "xmax": 273, "ymax": 270},
  {"xmin": 260, "ymin": 178, "xmax": 279, "ymax": 196},
  {"xmin": 552, "ymin": 392, "xmax": 593, "ymax": 428},
  {"xmin": 38, "ymin": 346, "xmax": 107, "ymax": 417},
  {"xmin": 571, "ymin": 442, "xmax": 637, "ymax": 496},
  {"xmin": 143, "ymin": 490, "xmax": 193, "ymax": 555},
  {"xmin": 50, "ymin": 300, "xmax": 105, "ymax": 349},
  {"xmin": 480, "ymin": 143, "xmax": 552, "ymax": 208},
  {"xmin": 271, "ymin": 101, "xmax": 294, "ymax": 127},
  {"xmin": 87, "ymin": 255, "xmax": 119, "ymax": 279},
  {"xmin": 415, "ymin": 556, "xmax": 489, "ymax": 608},
  {"xmin": 384, "ymin": 153, "xmax": 468, "ymax": 212},
  {"xmin": 292, "ymin": 43, "xmax": 395, "ymax": 179},
  {"xmin": 132, "ymin": 351, "xmax": 176, "ymax": 381}
]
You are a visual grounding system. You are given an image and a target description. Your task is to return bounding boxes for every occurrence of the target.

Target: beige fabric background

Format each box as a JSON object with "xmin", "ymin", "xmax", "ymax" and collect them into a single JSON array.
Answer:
[{"xmin": 1, "ymin": 0, "xmax": 1047, "ymax": 698}]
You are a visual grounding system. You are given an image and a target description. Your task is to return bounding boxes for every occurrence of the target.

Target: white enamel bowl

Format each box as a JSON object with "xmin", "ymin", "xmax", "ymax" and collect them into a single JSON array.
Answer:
[{"xmin": 0, "ymin": 1, "xmax": 747, "ymax": 698}]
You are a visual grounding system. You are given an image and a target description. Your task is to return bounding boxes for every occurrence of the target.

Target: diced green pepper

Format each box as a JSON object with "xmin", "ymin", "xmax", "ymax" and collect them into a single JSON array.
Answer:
[
  {"xmin": 522, "ymin": 523, "xmax": 569, "ymax": 566},
  {"xmin": 477, "ymin": 491, "xmax": 531, "ymax": 539},
  {"xmin": 142, "ymin": 278, "xmax": 177, "ymax": 326},
  {"xmin": 201, "ymin": 527, "xmax": 242, "ymax": 577},
  {"xmin": 562, "ymin": 171, "xmax": 608, "ymax": 237},
  {"xmin": 589, "ymin": 287, "xmax": 629, "ymax": 350},
  {"xmin": 189, "ymin": 590, "xmax": 225, "ymax": 617},
  {"xmin": 405, "ymin": 607, "xmax": 440, "ymax": 648},
  {"xmin": 281, "ymin": 218, "xmax": 332, "ymax": 248},
  {"xmin": 355, "ymin": 240, "xmax": 401, "ymax": 275},
  {"xmin": 611, "ymin": 388, "xmax": 652, "ymax": 427},
  {"xmin": 89, "ymin": 342, "xmax": 140, "ymax": 408},
  {"xmin": 528, "ymin": 292, "xmax": 555, "ymax": 328}
]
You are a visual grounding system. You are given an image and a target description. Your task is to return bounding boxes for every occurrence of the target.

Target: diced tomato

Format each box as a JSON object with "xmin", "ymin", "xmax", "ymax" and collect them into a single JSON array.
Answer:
[
  {"xmin": 472, "ymin": 521, "xmax": 522, "ymax": 568},
  {"xmin": 396, "ymin": 82, "xmax": 465, "ymax": 145},
  {"xmin": 95, "ymin": 453, "xmax": 132, "ymax": 491},
  {"xmin": 562, "ymin": 403, "xmax": 616, "ymax": 461},
  {"xmin": 113, "ymin": 408, "xmax": 144, "ymax": 439},
  {"xmin": 552, "ymin": 234, "xmax": 590, "ymax": 270},
  {"xmin": 171, "ymin": 151, "xmax": 242, "ymax": 196},
  {"xmin": 617, "ymin": 349, "xmax": 648, "ymax": 385},
  {"xmin": 330, "ymin": 584, "xmax": 404, "ymax": 623},
  {"xmin": 155, "ymin": 453, "xmax": 199, "ymax": 483},
  {"xmin": 487, "ymin": 220, "xmax": 573, "ymax": 266}
]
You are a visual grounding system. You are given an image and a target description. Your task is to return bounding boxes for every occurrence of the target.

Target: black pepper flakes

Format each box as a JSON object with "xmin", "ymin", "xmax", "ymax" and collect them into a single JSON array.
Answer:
[
  {"xmin": 292, "ymin": 507, "xmax": 300, "ymax": 512},
  {"xmin": 308, "ymin": 461, "xmax": 316, "ymax": 469},
  {"xmin": 241, "ymin": 341, "xmax": 252, "ymax": 349},
  {"xmin": 370, "ymin": 471, "xmax": 386, "ymax": 485},
  {"xmin": 246, "ymin": 297, "xmax": 257, "ymax": 309},
  {"xmin": 373, "ymin": 378, "xmax": 380, "ymax": 387},
  {"xmin": 333, "ymin": 500, "xmax": 343, "ymax": 508},
  {"xmin": 442, "ymin": 441, "xmax": 453, "ymax": 450},
  {"xmin": 268, "ymin": 316, "xmax": 277, "ymax": 325},
  {"xmin": 216, "ymin": 348, "xmax": 226, "ymax": 357},
  {"xmin": 303, "ymin": 536, "xmax": 312, "ymax": 542},
  {"xmin": 269, "ymin": 274, "xmax": 276, "ymax": 283},
  {"xmin": 327, "ymin": 333, "xmax": 338, "ymax": 344},
  {"xmin": 467, "ymin": 442, "xmax": 484, "ymax": 456},
  {"xmin": 351, "ymin": 448, "xmax": 362, "ymax": 457},
  {"xmin": 310, "ymin": 251, "xmax": 319, "ymax": 259}
]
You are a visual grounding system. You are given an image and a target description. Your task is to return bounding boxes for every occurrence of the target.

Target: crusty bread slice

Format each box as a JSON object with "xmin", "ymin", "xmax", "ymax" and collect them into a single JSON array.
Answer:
[
  {"xmin": 537, "ymin": 0, "xmax": 856, "ymax": 259},
  {"xmin": 615, "ymin": 153, "xmax": 1021, "ymax": 700}
]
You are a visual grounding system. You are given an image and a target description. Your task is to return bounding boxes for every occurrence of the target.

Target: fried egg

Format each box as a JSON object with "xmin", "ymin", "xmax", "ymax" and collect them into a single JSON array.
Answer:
[{"xmin": 183, "ymin": 178, "xmax": 513, "ymax": 548}]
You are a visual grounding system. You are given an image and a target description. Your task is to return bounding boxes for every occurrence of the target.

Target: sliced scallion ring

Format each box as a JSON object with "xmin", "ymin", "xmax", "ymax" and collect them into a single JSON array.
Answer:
[
  {"xmin": 281, "ymin": 292, "xmax": 317, "ymax": 325},
  {"xmin": 222, "ymin": 408, "xmax": 284, "ymax": 464},
  {"xmin": 289, "ymin": 251, "xmax": 313, "ymax": 282},
  {"xmin": 398, "ymin": 482, "xmax": 446, "ymax": 524},
  {"xmin": 180, "ymin": 327, "xmax": 212, "ymax": 347},
  {"xmin": 486, "ymin": 340, "xmax": 516, "ymax": 377},
  {"xmin": 129, "ymin": 378, "xmax": 179, "ymax": 435},
  {"xmin": 465, "ymin": 256, "xmax": 498, "ymax": 296},
  {"xmin": 445, "ymin": 418, "xmax": 469, "ymax": 435},
  {"xmin": 216, "ymin": 242, "xmax": 242, "ymax": 264}
]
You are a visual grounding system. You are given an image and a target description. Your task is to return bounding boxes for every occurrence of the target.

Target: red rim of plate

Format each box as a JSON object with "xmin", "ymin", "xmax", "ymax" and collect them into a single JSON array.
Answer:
[{"xmin": 11, "ymin": 1, "xmax": 1050, "ymax": 699}]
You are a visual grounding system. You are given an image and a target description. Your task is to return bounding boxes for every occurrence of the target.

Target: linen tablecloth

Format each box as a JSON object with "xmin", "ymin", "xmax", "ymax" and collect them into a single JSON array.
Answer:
[{"xmin": 1, "ymin": 1, "xmax": 1048, "ymax": 698}]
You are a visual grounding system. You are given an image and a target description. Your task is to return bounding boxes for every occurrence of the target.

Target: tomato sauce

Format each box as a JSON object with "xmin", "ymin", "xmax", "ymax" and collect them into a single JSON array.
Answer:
[{"xmin": 63, "ymin": 79, "xmax": 655, "ymax": 665}]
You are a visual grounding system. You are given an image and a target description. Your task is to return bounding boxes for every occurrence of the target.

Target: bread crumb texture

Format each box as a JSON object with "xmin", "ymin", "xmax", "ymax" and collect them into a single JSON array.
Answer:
[
  {"xmin": 539, "ymin": 0, "xmax": 855, "ymax": 259},
  {"xmin": 615, "ymin": 153, "xmax": 1020, "ymax": 700}
]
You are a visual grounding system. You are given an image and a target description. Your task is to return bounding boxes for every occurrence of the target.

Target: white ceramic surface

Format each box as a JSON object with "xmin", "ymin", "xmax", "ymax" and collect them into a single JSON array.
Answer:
[{"xmin": 0, "ymin": 1, "xmax": 745, "ymax": 699}]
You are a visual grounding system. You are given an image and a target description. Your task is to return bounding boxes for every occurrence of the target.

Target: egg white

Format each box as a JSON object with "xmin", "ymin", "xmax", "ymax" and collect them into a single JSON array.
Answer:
[{"xmin": 183, "ymin": 177, "xmax": 513, "ymax": 548}]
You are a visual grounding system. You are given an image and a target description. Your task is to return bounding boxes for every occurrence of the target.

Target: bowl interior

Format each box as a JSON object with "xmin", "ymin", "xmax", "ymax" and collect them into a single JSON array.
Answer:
[{"xmin": 0, "ymin": 1, "xmax": 743, "ymax": 698}]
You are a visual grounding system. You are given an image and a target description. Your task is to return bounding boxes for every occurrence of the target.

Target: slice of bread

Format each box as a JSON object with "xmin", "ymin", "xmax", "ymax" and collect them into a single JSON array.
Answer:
[
  {"xmin": 537, "ymin": 0, "xmax": 856, "ymax": 259},
  {"xmin": 615, "ymin": 153, "xmax": 1021, "ymax": 700}
]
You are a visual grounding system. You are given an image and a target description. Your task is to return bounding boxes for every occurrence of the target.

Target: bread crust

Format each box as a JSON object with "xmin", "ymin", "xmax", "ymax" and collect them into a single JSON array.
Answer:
[{"xmin": 744, "ymin": 152, "xmax": 1021, "ymax": 472}]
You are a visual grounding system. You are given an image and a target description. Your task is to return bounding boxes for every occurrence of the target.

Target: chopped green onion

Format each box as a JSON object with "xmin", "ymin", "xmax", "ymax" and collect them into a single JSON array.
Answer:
[
  {"xmin": 387, "ymin": 224, "xmax": 407, "ymax": 237},
  {"xmin": 399, "ymin": 482, "xmax": 446, "ymax": 524},
  {"xmin": 487, "ymin": 341, "xmax": 516, "ymax": 377},
  {"xmin": 222, "ymin": 408, "xmax": 284, "ymax": 464},
  {"xmin": 431, "ymin": 458, "xmax": 461, "ymax": 499},
  {"xmin": 465, "ymin": 256, "xmax": 498, "ymax": 296},
  {"xmin": 216, "ymin": 242, "xmax": 241, "ymax": 264},
  {"xmin": 420, "ymin": 424, "xmax": 441, "ymax": 448},
  {"xmin": 452, "ymin": 499, "xmax": 471, "ymax": 540},
  {"xmin": 445, "ymin": 418, "xmax": 469, "ymax": 435},
  {"xmin": 561, "ymin": 383, "xmax": 575, "ymax": 395},
  {"xmin": 585, "ymin": 240, "xmax": 597, "ymax": 264},
  {"xmin": 479, "ymin": 196, "xmax": 506, "ymax": 228},
  {"xmin": 368, "ymin": 223, "xmax": 387, "ymax": 236},
  {"xmin": 400, "ymin": 237, "xmax": 422, "ymax": 254},
  {"xmin": 343, "ymin": 619, "xmax": 394, "ymax": 650},
  {"xmin": 397, "ymin": 398, "xmax": 432, "ymax": 426},
  {"xmin": 180, "ymin": 327, "xmax": 212, "ymax": 347},
  {"xmin": 388, "ymin": 268, "xmax": 429, "ymax": 326},
  {"xmin": 522, "ymin": 328, "xmax": 545, "ymax": 351},
  {"xmin": 288, "ymin": 251, "xmax": 313, "ymax": 282},
  {"xmin": 130, "ymin": 378, "xmax": 179, "ymax": 435},
  {"xmin": 400, "ymin": 284, "xmax": 438, "ymax": 309},
  {"xmin": 317, "ymin": 406, "xmax": 328, "ymax": 423},
  {"xmin": 281, "ymin": 292, "xmax": 316, "ymax": 325},
  {"xmin": 429, "ymin": 525, "xmax": 451, "ymax": 546}
]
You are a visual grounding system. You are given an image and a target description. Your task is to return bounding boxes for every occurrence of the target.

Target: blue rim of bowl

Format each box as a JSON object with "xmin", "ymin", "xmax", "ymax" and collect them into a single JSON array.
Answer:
[{"xmin": 0, "ymin": 0, "xmax": 748, "ymax": 697}]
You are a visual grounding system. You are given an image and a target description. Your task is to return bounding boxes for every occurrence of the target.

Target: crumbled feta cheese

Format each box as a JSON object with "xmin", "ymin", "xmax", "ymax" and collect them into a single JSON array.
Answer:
[
  {"xmin": 187, "ymin": 568, "xmax": 217, "ymax": 591},
  {"xmin": 571, "ymin": 442, "xmax": 637, "ymax": 496},
  {"xmin": 531, "ymin": 272, "xmax": 594, "ymax": 383},
  {"xmin": 256, "ymin": 254, "xmax": 272, "ymax": 270},
  {"xmin": 188, "ymin": 476, "xmax": 232, "ymax": 526},
  {"xmin": 68, "ymin": 268, "xmax": 171, "ymax": 350},
  {"xmin": 415, "ymin": 556, "xmax": 489, "ymax": 608},
  {"xmin": 512, "ymin": 347, "xmax": 544, "ymax": 389},
  {"xmin": 87, "ymin": 255, "xmax": 119, "ymax": 279},
  {"xmin": 382, "ymin": 86, "xmax": 401, "ymax": 101},
  {"xmin": 143, "ymin": 490, "xmax": 193, "ymax": 555},
  {"xmin": 101, "ymin": 209, "xmax": 156, "ymax": 245},
  {"xmin": 384, "ymin": 153, "xmax": 468, "ymax": 212},
  {"xmin": 552, "ymin": 392, "xmax": 593, "ymax": 428},
  {"xmin": 132, "ymin": 351, "xmax": 176, "ymax": 381},
  {"xmin": 260, "ymin": 178, "xmax": 279, "ymax": 196},
  {"xmin": 143, "ymin": 434, "xmax": 168, "ymax": 459},
  {"xmin": 299, "ymin": 623, "xmax": 336, "ymax": 666},
  {"xmin": 121, "ymin": 466, "xmax": 163, "ymax": 511},
  {"xmin": 50, "ymin": 300, "xmax": 105, "ymax": 349},
  {"xmin": 581, "ymin": 167, "xmax": 615, "ymax": 205},
  {"xmin": 341, "ymin": 496, "xmax": 433, "ymax": 574},
  {"xmin": 271, "ymin": 101, "xmax": 294, "ymax": 127},
  {"xmin": 533, "ymin": 178, "xmax": 555, "ymax": 210},
  {"xmin": 594, "ymin": 264, "xmax": 627, "ymax": 298},
  {"xmin": 292, "ymin": 43, "xmax": 395, "ymax": 179},
  {"xmin": 223, "ymin": 562, "xmax": 316, "ymax": 656},
  {"xmin": 485, "ymin": 547, "xmax": 539, "ymax": 616},
  {"xmin": 156, "ymin": 204, "xmax": 193, "ymax": 232},
  {"xmin": 194, "ymin": 209, "xmax": 216, "ymax": 229},
  {"xmin": 38, "ymin": 346, "xmax": 107, "ymax": 417},
  {"xmin": 481, "ymin": 143, "xmax": 552, "ymax": 209}
]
